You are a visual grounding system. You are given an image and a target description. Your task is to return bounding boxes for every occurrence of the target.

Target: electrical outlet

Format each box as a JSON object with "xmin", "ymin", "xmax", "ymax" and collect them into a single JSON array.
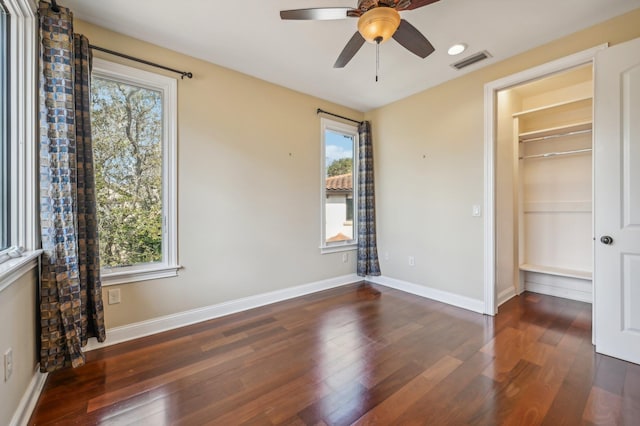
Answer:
[
  {"xmin": 4, "ymin": 348, "xmax": 13, "ymax": 381},
  {"xmin": 108, "ymin": 288, "xmax": 121, "ymax": 305},
  {"xmin": 408, "ymin": 256, "xmax": 415, "ymax": 266},
  {"xmin": 384, "ymin": 251, "xmax": 389, "ymax": 261},
  {"xmin": 342, "ymin": 253, "xmax": 348, "ymax": 263}
]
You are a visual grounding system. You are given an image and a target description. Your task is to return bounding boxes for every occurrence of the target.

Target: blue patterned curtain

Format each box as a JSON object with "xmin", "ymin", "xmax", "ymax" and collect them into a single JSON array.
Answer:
[
  {"xmin": 74, "ymin": 34, "xmax": 106, "ymax": 347},
  {"xmin": 357, "ymin": 121, "xmax": 381, "ymax": 276},
  {"xmin": 39, "ymin": 1, "xmax": 105, "ymax": 372}
]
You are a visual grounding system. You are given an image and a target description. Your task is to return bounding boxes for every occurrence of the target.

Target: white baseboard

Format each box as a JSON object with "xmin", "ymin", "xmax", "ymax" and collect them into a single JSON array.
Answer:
[
  {"xmin": 497, "ymin": 286, "xmax": 517, "ymax": 307},
  {"xmin": 10, "ymin": 367, "xmax": 48, "ymax": 426},
  {"xmin": 366, "ymin": 275, "xmax": 485, "ymax": 314},
  {"xmin": 524, "ymin": 271, "xmax": 592, "ymax": 303},
  {"xmin": 85, "ymin": 274, "xmax": 361, "ymax": 351}
]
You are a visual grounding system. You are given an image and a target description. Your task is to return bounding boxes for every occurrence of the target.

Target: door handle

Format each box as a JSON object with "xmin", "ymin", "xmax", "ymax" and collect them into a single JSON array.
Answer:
[{"xmin": 600, "ymin": 235, "xmax": 613, "ymax": 245}]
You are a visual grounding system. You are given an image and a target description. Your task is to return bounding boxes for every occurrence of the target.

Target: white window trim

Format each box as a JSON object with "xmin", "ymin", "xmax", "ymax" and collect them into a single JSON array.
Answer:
[
  {"xmin": 0, "ymin": 0, "xmax": 40, "ymax": 289},
  {"xmin": 91, "ymin": 58, "xmax": 179, "ymax": 285},
  {"xmin": 320, "ymin": 117, "xmax": 359, "ymax": 254},
  {"xmin": 0, "ymin": 250, "xmax": 39, "ymax": 293}
]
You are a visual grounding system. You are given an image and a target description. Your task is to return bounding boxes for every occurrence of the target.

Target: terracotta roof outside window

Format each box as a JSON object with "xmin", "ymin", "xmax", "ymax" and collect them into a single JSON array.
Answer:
[
  {"xmin": 326, "ymin": 232, "xmax": 351, "ymax": 242},
  {"xmin": 326, "ymin": 173, "xmax": 352, "ymax": 191}
]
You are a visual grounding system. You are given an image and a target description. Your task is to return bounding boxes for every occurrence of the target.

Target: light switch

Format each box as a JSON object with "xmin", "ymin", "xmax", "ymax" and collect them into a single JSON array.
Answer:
[{"xmin": 472, "ymin": 205, "xmax": 481, "ymax": 217}]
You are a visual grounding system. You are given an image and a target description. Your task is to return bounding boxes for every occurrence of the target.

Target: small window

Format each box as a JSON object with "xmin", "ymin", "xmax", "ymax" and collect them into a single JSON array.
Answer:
[
  {"xmin": 0, "ymin": 6, "xmax": 9, "ymax": 252},
  {"xmin": 320, "ymin": 118, "xmax": 358, "ymax": 252},
  {"xmin": 91, "ymin": 58, "xmax": 178, "ymax": 284}
]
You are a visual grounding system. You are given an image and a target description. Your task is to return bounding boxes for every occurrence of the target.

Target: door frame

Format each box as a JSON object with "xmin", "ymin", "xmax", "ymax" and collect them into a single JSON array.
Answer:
[{"xmin": 483, "ymin": 44, "xmax": 607, "ymax": 315}]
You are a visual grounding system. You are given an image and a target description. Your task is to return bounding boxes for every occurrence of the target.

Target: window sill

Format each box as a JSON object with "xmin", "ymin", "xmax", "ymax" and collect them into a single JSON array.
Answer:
[
  {"xmin": 0, "ymin": 250, "xmax": 42, "ymax": 294},
  {"xmin": 102, "ymin": 264, "xmax": 182, "ymax": 286},
  {"xmin": 320, "ymin": 244, "xmax": 358, "ymax": 254}
]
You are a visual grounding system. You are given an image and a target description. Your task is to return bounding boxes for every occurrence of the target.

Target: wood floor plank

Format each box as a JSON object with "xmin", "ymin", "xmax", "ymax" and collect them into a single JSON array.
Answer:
[
  {"xmin": 352, "ymin": 355, "xmax": 463, "ymax": 425},
  {"xmin": 206, "ymin": 374, "xmax": 333, "ymax": 426},
  {"xmin": 582, "ymin": 386, "xmax": 623, "ymax": 425},
  {"xmin": 29, "ymin": 285, "xmax": 640, "ymax": 425},
  {"xmin": 622, "ymin": 364, "xmax": 640, "ymax": 425},
  {"xmin": 392, "ymin": 351, "xmax": 496, "ymax": 424},
  {"xmin": 498, "ymin": 345, "xmax": 576, "ymax": 425},
  {"xmin": 86, "ymin": 344, "xmax": 253, "ymax": 413},
  {"xmin": 223, "ymin": 317, "xmax": 278, "ymax": 336},
  {"xmin": 435, "ymin": 357, "xmax": 530, "ymax": 424},
  {"xmin": 480, "ymin": 327, "xmax": 530, "ymax": 381},
  {"xmin": 593, "ymin": 355, "xmax": 629, "ymax": 396}
]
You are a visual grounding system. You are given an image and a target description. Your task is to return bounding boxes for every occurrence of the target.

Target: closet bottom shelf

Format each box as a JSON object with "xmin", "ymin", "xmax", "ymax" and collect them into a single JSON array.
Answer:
[{"xmin": 519, "ymin": 263, "xmax": 592, "ymax": 280}]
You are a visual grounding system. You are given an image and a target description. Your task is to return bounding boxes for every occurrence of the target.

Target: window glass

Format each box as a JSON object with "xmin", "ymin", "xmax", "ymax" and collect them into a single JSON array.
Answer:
[
  {"xmin": 0, "ymin": 6, "xmax": 8, "ymax": 251},
  {"xmin": 322, "ymin": 120, "xmax": 358, "ymax": 249},
  {"xmin": 91, "ymin": 76, "xmax": 163, "ymax": 268}
]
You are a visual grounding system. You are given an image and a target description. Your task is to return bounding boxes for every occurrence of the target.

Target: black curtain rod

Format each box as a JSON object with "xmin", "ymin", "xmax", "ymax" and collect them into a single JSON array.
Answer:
[
  {"xmin": 316, "ymin": 108, "xmax": 363, "ymax": 125},
  {"xmin": 89, "ymin": 44, "xmax": 193, "ymax": 79}
]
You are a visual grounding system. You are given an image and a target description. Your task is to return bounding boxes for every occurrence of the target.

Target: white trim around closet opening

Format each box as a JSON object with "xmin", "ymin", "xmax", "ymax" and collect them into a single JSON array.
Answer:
[{"xmin": 482, "ymin": 44, "xmax": 607, "ymax": 316}]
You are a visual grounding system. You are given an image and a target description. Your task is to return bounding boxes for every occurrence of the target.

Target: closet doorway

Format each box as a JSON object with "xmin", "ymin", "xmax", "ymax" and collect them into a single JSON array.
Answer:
[
  {"xmin": 482, "ymin": 45, "xmax": 605, "ymax": 316},
  {"xmin": 496, "ymin": 64, "xmax": 594, "ymax": 306}
]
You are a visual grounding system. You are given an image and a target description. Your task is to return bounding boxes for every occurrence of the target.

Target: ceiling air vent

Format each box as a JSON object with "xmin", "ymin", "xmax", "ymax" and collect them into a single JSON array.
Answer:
[{"xmin": 451, "ymin": 50, "xmax": 492, "ymax": 70}]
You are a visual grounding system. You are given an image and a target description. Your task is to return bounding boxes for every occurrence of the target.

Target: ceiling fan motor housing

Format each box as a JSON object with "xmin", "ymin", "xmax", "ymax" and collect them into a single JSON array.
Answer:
[{"xmin": 357, "ymin": 7, "xmax": 401, "ymax": 44}]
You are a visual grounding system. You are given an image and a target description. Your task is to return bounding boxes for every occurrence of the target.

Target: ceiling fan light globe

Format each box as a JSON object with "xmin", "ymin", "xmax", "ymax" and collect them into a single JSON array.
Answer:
[{"xmin": 357, "ymin": 7, "xmax": 401, "ymax": 44}]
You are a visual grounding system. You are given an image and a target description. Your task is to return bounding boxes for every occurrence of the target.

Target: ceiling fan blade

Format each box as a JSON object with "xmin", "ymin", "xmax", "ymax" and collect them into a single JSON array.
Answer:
[
  {"xmin": 401, "ymin": 0, "xmax": 440, "ymax": 11},
  {"xmin": 280, "ymin": 8, "xmax": 354, "ymax": 20},
  {"xmin": 334, "ymin": 32, "xmax": 366, "ymax": 68},
  {"xmin": 392, "ymin": 19, "xmax": 435, "ymax": 58}
]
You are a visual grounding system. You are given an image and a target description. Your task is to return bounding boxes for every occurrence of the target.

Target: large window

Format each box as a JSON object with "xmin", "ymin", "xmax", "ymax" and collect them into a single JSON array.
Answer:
[
  {"xmin": 0, "ymin": 0, "xmax": 38, "ymax": 281},
  {"xmin": 91, "ymin": 58, "xmax": 178, "ymax": 285},
  {"xmin": 320, "ymin": 118, "xmax": 358, "ymax": 252}
]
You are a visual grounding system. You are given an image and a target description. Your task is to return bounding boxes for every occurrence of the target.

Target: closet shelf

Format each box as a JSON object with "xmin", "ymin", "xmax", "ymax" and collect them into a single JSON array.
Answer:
[
  {"xmin": 519, "ymin": 121, "xmax": 592, "ymax": 141},
  {"xmin": 520, "ymin": 148, "xmax": 592, "ymax": 160},
  {"xmin": 520, "ymin": 264, "xmax": 592, "ymax": 280},
  {"xmin": 512, "ymin": 96, "xmax": 592, "ymax": 118}
]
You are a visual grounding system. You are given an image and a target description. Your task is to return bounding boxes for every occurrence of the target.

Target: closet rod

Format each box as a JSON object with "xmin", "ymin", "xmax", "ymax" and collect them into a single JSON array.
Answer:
[
  {"xmin": 520, "ymin": 128, "xmax": 591, "ymax": 143},
  {"xmin": 520, "ymin": 148, "xmax": 592, "ymax": 160}
]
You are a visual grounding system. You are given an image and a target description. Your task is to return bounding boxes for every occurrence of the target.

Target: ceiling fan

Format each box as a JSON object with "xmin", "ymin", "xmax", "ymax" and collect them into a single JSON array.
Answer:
[{"xmin": 280, "ymin": 0, "xmax": 440, "ymax": 68}]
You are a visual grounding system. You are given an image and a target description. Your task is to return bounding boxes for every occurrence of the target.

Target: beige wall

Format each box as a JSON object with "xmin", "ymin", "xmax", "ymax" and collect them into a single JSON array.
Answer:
[
  {"xmin": 0, "ymin": 270, "xmax": 38, "ymax": 426},
  {"xmin": 76, "ymin": 9, "xmax": 640, "ymax": 327},
  {"xmin": 365, "ymin": 9, "xmax": 640, "ymax": 301},
  {"xmin": 74, "ymin": 20, "xmax": 364, "ymax": 328}
]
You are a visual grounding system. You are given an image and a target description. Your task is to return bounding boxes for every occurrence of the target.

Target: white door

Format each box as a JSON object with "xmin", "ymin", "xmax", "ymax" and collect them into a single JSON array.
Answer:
[{"xmin": 594, "ymin": 37, "xmax": 640, "ymax": 364}]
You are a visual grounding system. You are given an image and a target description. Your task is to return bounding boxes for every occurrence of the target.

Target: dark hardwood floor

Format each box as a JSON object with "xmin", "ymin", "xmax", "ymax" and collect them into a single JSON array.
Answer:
[{"xmin": 29, "ymin": 283, "xmax": 640, "ymax": 425}]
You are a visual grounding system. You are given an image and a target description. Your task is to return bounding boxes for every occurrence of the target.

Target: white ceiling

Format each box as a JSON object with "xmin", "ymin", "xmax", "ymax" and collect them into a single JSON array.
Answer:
[{"xmin": 62, "ymin": 0, "xmax": 640, "ymax": 112}]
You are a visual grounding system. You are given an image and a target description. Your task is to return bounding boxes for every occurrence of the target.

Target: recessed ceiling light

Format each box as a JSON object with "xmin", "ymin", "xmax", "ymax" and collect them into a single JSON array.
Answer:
[{"xmin": 448, "ymin": 43, "xmax": 467, "ymax": 56}]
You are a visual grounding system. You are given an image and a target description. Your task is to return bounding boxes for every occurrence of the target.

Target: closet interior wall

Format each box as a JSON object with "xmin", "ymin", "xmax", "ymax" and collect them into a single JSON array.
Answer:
[{"xmin": 496, "ymin": 65, "xmax": 594, "ymax": 306}]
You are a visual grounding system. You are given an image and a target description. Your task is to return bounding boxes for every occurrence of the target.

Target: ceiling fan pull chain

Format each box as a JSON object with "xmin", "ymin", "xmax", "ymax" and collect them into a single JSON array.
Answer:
[{"xmin": 376, "ymin": 39, "xmax": 380, "ymax": 82}]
